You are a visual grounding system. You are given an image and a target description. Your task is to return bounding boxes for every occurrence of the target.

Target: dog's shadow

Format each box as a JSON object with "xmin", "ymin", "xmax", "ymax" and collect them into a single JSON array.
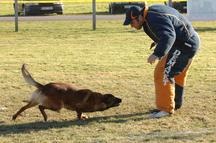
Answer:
[{"xmin": 0, "ymin": 112, "xmax": 149, "ymax": 135}]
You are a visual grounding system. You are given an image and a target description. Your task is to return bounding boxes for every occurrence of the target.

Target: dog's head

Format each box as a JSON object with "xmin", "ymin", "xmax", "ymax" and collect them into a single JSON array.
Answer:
[{"xmin": 103, "ymin": 94, "xmax": 122, "ymax": 108}]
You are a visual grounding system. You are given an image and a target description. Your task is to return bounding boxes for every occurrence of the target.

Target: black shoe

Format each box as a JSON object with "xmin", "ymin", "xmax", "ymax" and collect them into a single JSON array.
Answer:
[{"xmin": 175, "ymin": 104, "xmax": 182, "ymax": 110}]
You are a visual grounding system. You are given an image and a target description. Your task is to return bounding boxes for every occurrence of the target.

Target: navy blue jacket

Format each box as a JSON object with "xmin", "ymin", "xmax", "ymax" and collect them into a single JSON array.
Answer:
[{"xmin": 142, "ymin": 5, "xmax": 197, "ymax": 58}]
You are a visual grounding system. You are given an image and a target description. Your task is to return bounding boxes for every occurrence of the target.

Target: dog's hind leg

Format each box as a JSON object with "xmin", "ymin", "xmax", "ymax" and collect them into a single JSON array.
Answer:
[
  {"xmin": 38, "ymin": 105, "xmax": 48, "ymax": 121},
  {"xmin": 38, "ymin": 104, "xmax": 62, "ymax": 121},
  {"xmin": 12, "ymin": 102, "xmax": 37, "ymax": 120}
]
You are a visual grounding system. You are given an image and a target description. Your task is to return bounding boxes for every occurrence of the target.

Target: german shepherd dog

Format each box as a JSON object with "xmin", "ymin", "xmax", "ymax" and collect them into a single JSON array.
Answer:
[{"xmin": 12, "ymin": 64, "xmax": 122, "ymax": 121}]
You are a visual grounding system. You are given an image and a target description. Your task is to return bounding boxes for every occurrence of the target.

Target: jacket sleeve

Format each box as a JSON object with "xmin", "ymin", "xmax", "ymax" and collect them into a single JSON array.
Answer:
[{"xmin": 149, "ymin": 17, "xmax": 176, "ymax": 58}]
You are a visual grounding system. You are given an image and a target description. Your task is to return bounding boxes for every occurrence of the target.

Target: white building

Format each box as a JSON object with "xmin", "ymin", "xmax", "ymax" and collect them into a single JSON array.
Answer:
[{"xmin": 187, "ymin": 0, "xmax": 216, "ymax": 21}]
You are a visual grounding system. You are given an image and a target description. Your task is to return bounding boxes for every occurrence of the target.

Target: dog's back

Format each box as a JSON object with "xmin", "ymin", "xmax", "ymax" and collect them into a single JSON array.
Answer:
[
  {"xmin": 40, "ymin": 83, "xmax": 107, "ymax": 111},
  {"xmin": 20, "ymin": 64, "xmax": 107, "ymax": 113},
  {"xmin": 12, "ymin": 64, "xmax": 121, "ymax": 121}
]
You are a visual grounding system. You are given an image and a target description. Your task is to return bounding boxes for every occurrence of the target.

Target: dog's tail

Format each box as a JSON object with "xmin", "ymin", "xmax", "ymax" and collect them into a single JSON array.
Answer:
[{"xmin": 21, "ymin": 64, "xmax": 43, "ymax": 89}]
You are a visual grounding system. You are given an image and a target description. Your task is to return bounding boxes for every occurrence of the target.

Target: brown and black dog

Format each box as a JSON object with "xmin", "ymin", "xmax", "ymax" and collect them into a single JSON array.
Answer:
[{"xmin": 12, "ymin": 64, "xmax": 121, "ymax": 121}]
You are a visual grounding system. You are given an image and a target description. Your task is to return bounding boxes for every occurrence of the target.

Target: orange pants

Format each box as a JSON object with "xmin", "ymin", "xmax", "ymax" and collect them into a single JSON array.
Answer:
[{"xmin": 154, "ymin": 55, "xmax": 192, "ymax": 113}]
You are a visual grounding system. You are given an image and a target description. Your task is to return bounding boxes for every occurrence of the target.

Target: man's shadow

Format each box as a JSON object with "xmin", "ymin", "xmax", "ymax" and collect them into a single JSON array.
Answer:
[{"xmin": 0, "ymin": 111, "xmax": 150, "ymax": 135}]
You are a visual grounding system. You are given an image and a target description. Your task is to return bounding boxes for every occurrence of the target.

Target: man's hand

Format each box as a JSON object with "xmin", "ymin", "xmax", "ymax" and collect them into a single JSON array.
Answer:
[{"xmin": 147, "ymin": 54, "xmax": 159, "ymax": 64}]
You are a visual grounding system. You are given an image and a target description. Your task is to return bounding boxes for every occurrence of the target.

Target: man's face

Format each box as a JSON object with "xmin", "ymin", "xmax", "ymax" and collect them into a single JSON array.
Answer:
[{"xmin": 130, "ymin": 17, "xmax": 142, "ymax": 30}]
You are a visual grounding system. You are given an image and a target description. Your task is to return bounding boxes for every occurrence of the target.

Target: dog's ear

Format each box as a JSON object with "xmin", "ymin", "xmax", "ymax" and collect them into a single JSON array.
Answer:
[
  {"xmin": 104, "ymin": 94, "xmax": 114, "ymax": 97},
  {"xmin": 103, "ymin": 94, "xmax": 114, "ymax": 104},
  {"xmin": 76, "ymin": 89, "xmax": 91, "ymax": 96}
]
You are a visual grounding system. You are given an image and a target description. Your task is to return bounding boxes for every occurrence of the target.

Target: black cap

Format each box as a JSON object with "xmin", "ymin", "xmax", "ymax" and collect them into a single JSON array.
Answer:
[{"xmin": 123, "ymin": 6, "xmax": 141, "ymax": 25}]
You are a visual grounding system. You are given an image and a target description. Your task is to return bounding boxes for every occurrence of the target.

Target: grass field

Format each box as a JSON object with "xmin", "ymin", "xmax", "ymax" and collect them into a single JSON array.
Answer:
[{"xmin": 0, "ymin": 19, "xmax": 216, "ymax": 143}]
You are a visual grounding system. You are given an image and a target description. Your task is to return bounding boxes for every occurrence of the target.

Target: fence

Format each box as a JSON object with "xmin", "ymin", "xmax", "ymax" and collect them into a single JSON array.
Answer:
[
  {"xmin": 2, "ymin": 0, "xmax": 184, "ymax": 16},
  {"xmin": 0, "ymin": 0, "xmax": 186, "ymax": 32},
  {"xmin": 0, "ymin": 0, "xmax": 186, "ymax": 3}
]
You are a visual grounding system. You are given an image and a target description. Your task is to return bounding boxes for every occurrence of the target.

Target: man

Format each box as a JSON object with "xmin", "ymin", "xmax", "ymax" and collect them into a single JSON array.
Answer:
[{"xmin": 123, "ymin": 5, "xmax": 200, "ymax": 118}]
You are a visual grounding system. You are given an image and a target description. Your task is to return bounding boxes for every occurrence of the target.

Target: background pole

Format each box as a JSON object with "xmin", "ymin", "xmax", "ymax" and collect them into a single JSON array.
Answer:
[
  {"xmin": 14, "ymin": 0, "xmax": 19, "ymax": 32},
  {"xmin": 92, "ymin": 0, "xmax": 96, "ymax": 30}
]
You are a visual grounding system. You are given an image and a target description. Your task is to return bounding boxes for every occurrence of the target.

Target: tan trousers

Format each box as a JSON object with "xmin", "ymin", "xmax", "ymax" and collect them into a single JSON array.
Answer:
[{"xmin": 154, "ymin": 55, "xmax": 192, "ymax": 113}]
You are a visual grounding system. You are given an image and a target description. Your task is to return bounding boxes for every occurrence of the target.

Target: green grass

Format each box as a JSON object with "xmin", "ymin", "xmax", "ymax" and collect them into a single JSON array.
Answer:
[{"xmin": 0, "ymin": 20, "xmax": 216, "ymax": 143}]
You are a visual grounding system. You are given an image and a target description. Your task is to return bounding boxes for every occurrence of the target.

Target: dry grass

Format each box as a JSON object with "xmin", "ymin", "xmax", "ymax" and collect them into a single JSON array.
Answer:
[{"xmin": 0, "ymin": 20, "xmax": 215, "ymax": 143}]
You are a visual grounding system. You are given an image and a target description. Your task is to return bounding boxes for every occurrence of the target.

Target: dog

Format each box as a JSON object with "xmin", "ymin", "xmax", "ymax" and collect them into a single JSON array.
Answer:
[{"xmin": 12, "ymin": 64, "xmax": 121, "ymax": 121}]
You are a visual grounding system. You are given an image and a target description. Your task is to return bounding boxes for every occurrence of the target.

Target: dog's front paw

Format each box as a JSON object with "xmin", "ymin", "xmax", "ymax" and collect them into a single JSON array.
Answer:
[{"xmin": 79, "ymin": 114, "xmax": 89, "ymax": 120}]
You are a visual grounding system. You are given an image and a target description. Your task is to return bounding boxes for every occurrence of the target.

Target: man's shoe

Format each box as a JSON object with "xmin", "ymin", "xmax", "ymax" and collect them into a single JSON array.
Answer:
[{"xmin": 149, "ymin": 111, "xmax": 170, "ymax": 118}]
